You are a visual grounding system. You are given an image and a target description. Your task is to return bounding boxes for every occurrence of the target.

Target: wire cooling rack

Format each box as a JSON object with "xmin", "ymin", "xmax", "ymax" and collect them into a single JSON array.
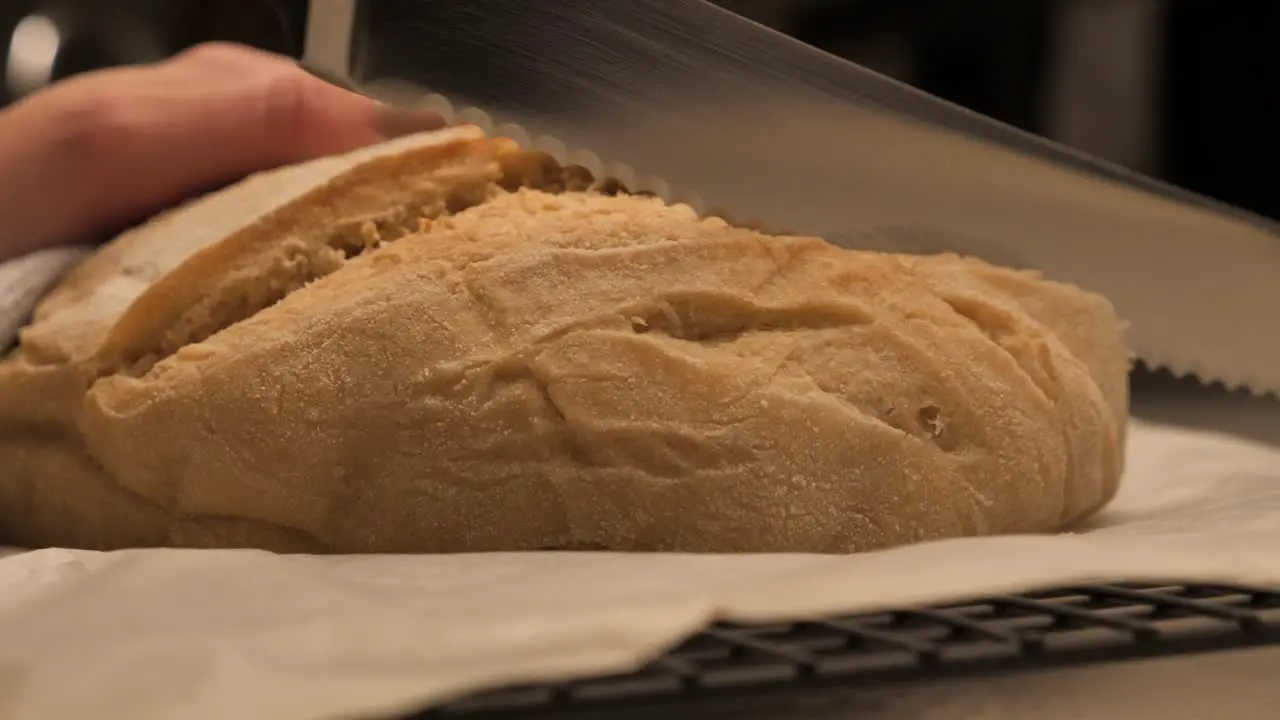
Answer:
[{"xmin": 410, "ymin": 583, "xmax": 1280, "ymax": 719}]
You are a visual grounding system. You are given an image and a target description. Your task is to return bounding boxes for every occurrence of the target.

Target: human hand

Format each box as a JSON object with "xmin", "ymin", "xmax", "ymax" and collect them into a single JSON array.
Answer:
[{"xmin": 0, "ymin": 42, "xmax": 445, "ymax": 262}]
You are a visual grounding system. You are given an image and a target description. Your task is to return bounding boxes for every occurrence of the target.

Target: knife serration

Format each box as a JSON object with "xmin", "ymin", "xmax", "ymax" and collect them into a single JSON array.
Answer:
[{"xmin": 305, "ymin": 0, "xmax": 1280, "ymax": 397}]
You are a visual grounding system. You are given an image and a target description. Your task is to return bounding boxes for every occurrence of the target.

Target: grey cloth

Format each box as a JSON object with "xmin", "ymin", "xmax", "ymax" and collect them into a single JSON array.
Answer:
[{"xmin": 0, "ymin": 247, "xmax": 93, "ymax": 352}]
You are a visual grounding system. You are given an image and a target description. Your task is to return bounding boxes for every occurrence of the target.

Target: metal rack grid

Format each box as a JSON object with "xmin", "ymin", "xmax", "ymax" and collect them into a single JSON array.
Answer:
[{"xmin": 410, "ymin": 583, "xmax": 1280, "ymax": 719}]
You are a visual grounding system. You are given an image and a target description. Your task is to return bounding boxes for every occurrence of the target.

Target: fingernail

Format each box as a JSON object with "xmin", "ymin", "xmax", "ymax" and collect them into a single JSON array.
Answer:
[{"xmin": 373, "ymin": 106, "xmax": 448, "ymax": 139}]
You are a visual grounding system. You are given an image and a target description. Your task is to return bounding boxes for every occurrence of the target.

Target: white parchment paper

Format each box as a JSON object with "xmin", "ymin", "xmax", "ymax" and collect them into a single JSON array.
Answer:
[{"xmin": 1, "ymin": 409, "xmax": 1278, "ymax": 720}]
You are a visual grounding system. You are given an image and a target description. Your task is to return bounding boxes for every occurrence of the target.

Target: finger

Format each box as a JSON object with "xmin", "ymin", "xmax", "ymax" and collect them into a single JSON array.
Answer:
[
  {"xmin": 0, "ymin": 44, "xmax": 444, "ymax": 256},
  {"xmin": 167, "ymin": 43, "xmax": 448, "ymax": 163},
  {"xmin": 138, "ymin": 43, "xmax": 446, "ymax": 184}
]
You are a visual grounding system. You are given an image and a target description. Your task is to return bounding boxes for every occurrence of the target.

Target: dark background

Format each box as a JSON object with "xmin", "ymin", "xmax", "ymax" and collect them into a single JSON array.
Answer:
[{"xmin": 1, "ymin": 0, "xmax": 1275, "ymax": 220}]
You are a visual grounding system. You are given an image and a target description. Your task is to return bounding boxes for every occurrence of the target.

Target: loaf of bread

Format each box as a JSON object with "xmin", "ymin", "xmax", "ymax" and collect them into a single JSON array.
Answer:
[{"xmin": 0, "ymin": 125, "xmax": 1129, "ymax": 553}]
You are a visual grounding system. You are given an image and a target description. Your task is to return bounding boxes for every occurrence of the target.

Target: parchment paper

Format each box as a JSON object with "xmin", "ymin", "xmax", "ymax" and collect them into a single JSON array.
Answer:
[{"xmin": 2, "ymin": 405, "xmax": 1279, "ymax": 720}]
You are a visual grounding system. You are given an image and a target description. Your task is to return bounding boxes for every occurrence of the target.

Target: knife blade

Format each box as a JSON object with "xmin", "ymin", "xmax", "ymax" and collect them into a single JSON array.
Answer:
[{"xmin": 303, "ymin": 0, "xmax": 1280, "ymax": 397}]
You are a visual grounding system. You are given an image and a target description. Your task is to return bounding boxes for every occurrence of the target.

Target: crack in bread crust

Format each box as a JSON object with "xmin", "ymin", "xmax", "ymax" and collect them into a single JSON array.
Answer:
[{"xmin": 100, "ymin": 141, "xmax": 634, "ymax": 378}]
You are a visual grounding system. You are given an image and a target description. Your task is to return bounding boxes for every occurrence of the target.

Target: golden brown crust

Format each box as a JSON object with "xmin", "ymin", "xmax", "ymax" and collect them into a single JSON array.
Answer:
[
  {"xmin": 0, "ymin": 129, "xmax": 1130, "ymax": 552},
  {"xmin": 97, "ymin": 133, "xmax": 512, "ymax": 374}
]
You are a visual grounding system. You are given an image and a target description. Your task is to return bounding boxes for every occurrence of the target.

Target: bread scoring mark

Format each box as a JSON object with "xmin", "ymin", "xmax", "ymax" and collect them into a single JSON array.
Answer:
[
  {"xmin": 501, "ymin": 362, "xmax": 569, "ymax": 425},
  {"xmin": 122, "ymin": 204, "xmax": 444, "ymax": 376},
  {"xmin": 793, "ymin": 338, "xmax": 962, "ymax": 453},
  {"xmin": 448, "ymin": 240, "xmax": 973, "ymax": 467},
  {"xmin": 941, "ymin": 294, "xmax": 1060, "ymax": 405},
  {"xmin": 113, "ymin": 146, "xmax": 642, "ymax": 378},
  {"xmin": 421, "ymin": 347, "xmax": 746, "ymax": 482},
  {"xmin": 940, "ymin": 292, "xmax": 1083, "ymax": 521},
  {"xmin": 621, "ymin": 291, "xmax": 874, "ymax": 346}
]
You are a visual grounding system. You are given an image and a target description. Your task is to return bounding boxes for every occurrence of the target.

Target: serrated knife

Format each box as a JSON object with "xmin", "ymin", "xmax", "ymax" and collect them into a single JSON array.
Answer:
[{"xmin": 303, "ymin": 0, "xmax": 1280, "ymax": 397}]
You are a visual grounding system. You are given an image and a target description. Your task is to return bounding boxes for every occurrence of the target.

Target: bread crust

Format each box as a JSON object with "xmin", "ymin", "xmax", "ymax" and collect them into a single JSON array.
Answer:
[{"xmin": 0, "ymin": 129, "xmax": 1129, "ymax": 552}]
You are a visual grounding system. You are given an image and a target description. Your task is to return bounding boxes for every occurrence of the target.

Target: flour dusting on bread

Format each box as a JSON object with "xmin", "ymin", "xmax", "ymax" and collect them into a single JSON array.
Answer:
[{"xmin": 0, "ymin": 127, "xmax": 1129, "ymax": 553}]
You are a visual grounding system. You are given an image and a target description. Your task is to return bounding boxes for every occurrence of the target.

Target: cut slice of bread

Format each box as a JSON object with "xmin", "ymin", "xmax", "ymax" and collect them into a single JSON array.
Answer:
[{"xmin": 0, "ymin": 127, "xmax": 1129, "ymax": 553}]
